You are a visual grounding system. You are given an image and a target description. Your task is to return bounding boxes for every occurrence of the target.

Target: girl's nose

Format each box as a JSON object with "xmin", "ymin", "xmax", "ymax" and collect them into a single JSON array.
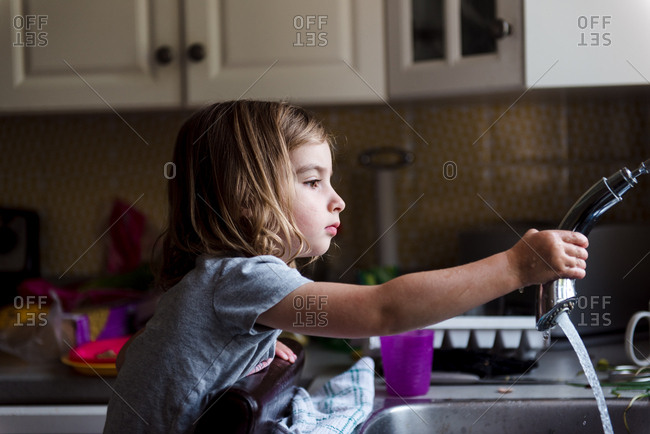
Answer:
[{"xmin": 330, "ymin": 190, "xmax": 345, "ymax": 213}]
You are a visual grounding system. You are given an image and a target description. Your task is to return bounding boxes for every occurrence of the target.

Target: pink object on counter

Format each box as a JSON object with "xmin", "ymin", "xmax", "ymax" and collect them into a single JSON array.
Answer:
[
  {"xmin": 68, "ymin": 335, "xmax": 131, "ymax": 364},
  {"xmin": 73, "ymin": 303, "xmax": 132, "ymax": 347}
]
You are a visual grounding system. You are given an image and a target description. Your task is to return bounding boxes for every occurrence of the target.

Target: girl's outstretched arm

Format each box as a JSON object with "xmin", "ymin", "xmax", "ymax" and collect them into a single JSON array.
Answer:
[{"xmin": 257, "ymin": 229, "xmax": 588, "ymax": 338}]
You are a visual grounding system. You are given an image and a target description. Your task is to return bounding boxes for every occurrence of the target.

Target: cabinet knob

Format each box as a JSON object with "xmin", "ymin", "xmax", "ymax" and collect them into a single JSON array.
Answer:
[
  {"xmin": 155, "ymin": 46, "xmax": 173, "ymax": 65},
  {"xmin": 187, "ymin": 43, "xmax": 206, "ymax": 62},
  {"xmin": 490, "ymin": 19, "xmax": 512, "ymax": 39}
]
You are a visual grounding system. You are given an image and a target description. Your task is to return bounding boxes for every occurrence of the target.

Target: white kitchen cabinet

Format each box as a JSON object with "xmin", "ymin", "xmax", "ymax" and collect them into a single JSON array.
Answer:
[
  {"xmin": 524, "ymin": 0, "xmax": 650, "ymax": 88},
  {"xmin": 184, "ymin": 0, "xmax": 385, "ymax": 105},
  {"xmin": 0, "ymin": 0, "xmax": 385, "ymax": 111},
  {"xmin": 0, "ymin": 0, "xmax": 182, "ymax": 111},
  {"xmin": 387, "ymin": 0, "xmax": 523, "ymax": 100}
]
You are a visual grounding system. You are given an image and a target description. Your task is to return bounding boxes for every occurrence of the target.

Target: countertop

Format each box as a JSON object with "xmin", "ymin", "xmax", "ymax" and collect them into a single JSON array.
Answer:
[
  {"xmin": 1, "ymin": 331, "xmax": 646, "ymax": 434},
  {"xmin": 306, "ymin": 332, "xmax": 649, "ymax": 403},
  {"xmin": 0, "ymin": 331, "xmax": 644, "ymax": 406},
  {"xmin": 0, "ymin": 352, "xmax": 115, "ymax": 405}
]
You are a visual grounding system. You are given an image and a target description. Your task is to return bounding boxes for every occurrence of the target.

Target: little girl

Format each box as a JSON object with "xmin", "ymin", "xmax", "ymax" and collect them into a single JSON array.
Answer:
[{"xmin": 104, "ymin": 100, "xmax": 588, "ymax": 433}]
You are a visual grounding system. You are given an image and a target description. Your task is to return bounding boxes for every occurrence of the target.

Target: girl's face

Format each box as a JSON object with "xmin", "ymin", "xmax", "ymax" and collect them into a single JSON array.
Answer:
[{"xmin": 290, "ymin": 141, "xmax": 345, "ymax": 258}]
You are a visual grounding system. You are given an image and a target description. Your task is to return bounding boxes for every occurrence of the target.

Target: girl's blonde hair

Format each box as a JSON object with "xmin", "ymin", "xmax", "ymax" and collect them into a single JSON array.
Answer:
[{"xmin": 157, "ymin": 100, "xmax": 330, "ymax": 290}]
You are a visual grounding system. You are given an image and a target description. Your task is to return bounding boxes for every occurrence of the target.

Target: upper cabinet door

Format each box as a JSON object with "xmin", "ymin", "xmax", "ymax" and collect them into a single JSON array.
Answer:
[
  {"xmin": 0, "ymin": 0, "xmax": 180, "ymax": 111},
  {"xmin": 525, "ymin": 0, "xmax": 650, "ymax": 88},
  {"xmin": 184, "ymin": 0, "xmax": 385, "ymax": 106},
  {"xmin": 387, "ymin": 0, "xmax": 523, "ymax": 100}
]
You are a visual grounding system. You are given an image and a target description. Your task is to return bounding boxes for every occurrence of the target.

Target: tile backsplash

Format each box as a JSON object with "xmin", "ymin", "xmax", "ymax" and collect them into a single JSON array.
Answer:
[{"xmin": 1, "ymin": 93, "xmax": 649, "ymax": 282}]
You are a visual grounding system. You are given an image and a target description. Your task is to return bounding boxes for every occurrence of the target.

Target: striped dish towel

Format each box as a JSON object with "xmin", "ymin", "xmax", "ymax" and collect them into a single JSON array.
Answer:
[{"xmin": 274, "ymin": 357, "xmax": 375, "ymax": 434}]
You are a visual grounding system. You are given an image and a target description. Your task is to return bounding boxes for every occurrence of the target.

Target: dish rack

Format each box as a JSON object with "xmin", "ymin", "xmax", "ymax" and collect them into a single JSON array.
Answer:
[{"xmin": 367, "ymin": 316, "xmax": 547, "ymax": 360}]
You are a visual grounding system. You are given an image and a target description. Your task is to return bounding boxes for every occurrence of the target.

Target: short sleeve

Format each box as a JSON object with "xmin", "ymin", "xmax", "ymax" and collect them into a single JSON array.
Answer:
[{"xmin": 209, "ymin": 256, "xmax": 312, "ymax": 335}]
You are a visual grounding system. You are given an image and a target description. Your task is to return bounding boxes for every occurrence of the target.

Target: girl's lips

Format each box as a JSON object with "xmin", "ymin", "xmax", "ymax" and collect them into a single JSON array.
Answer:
[{"xmin": 325, "ymin": 223, "xmax": 339, "ymax": 236}]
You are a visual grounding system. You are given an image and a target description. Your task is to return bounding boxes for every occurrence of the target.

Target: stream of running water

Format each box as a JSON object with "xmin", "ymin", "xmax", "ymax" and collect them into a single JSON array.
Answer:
[{"xmin": 557, "ymin": 312, "xmax": 614, "ymax": 434}]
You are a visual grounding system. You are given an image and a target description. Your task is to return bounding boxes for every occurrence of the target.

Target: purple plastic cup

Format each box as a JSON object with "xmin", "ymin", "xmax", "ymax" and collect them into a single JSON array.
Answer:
[{"xmin": 380, "ymin": 329, "xmax": 434, "ymax": 397}]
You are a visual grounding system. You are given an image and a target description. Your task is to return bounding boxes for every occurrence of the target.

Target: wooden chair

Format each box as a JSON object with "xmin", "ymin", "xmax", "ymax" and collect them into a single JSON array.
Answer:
[{"xmin": 193, "ymin": 338, "xmax": 304, "ymax": 434}]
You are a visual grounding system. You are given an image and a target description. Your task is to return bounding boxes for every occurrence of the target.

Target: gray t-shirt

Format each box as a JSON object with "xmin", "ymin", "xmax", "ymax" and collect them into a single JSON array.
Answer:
[{"xmin": 103, "ymin": 255, "xmax": 311, "ymax": 434}]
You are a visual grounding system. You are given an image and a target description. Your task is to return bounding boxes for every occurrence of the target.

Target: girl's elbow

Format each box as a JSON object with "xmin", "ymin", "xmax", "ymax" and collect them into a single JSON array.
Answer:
[{"xmin": 368, "ymin": 291, "xmax": 402, "ymax": 336}]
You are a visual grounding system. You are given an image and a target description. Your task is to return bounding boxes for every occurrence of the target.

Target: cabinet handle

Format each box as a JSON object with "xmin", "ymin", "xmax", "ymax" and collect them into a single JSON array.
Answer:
[
  {"xmin": 490, "ymin": 19, "xmax": 512, "ymax": 39},
  {"xmin": 155, "ymin": 46, "xmax": 173, "ymax": 65},
  {"xmin": 358, "ymin": 147, "xmax": 414, "ymax": 170},
  {"xmin": 187, "ymin": 43, "xmax": 206, "ymax": 62}
]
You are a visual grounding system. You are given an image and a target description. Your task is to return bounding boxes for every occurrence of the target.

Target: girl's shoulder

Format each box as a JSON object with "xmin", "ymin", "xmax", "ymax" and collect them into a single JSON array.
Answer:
[
  {"xmin": 199, "ymin": 253, "xmax": 288, "ymax": 268},
  {"xmin": 196, "ymin": 253, "xmax": 298, "ymax": 281},
  {"xmin": 194, "ymin": 254, "xmax": 310, "ymax": 301}
]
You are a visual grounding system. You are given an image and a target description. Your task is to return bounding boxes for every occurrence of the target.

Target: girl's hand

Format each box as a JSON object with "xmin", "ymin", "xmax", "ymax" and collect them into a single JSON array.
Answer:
[
  {"xmin": 507, "ymin": 229, "xmax": 589, "ymax": 287},
  {"xmin": 274, "ymin": 340, "xmax": 297, "ymax": 363}
]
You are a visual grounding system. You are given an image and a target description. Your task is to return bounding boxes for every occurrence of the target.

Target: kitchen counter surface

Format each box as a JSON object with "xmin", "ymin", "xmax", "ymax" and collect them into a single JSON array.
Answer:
[
  {"xmin": 0, "ymin": 331, "xmax": 644, "ymax": 405},
  {"xmin": 0, "ymin": 352, "xmax": 115, "ymax": 405},
  {"xmin": 306, "ymin": 332, "xmax": 648, "ymax": 403},
  {"xmin": 1, "ymin": 331, "xmax": 646, "ymax": 434}
]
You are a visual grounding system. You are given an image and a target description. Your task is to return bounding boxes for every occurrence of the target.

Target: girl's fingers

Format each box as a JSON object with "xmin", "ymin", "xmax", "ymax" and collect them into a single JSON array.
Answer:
[
  {"xmin": 570, "ymin": 267, "xmax": 586, "ymax": 279},
  {"xmin": 275, "ymin": 341, "xmax": 297, "ymax": 363},
  {"xmin": 575, "ymin": 246, "xmax": 588, "ymax": 260},
  {"xmin": 564, "ymin": 248, "xmax": 587, "ymax": 272},
  {"xmin": 562, "ymin": 230, "xmax": 589, "ymax": 247},
  {"xmin": 567, "ymin": 256, "xmax": 586, "ymax": 269},
  {"xmin": 566, "ymin": 245, "xmax": 588, "ymax": 262},
  {"xmin": 280, "ymin": 350, "xmax": 296, "ymax": 363}
]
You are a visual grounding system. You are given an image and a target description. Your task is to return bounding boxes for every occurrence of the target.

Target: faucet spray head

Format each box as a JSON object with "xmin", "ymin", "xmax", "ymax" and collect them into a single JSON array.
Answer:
[
  {"xmin": 536, "ymin": 279, "xmax": 577, "ymax": 331},
  {"xmin": 535, "ymin": 158, "xmax": 649, "ymax": 331}
]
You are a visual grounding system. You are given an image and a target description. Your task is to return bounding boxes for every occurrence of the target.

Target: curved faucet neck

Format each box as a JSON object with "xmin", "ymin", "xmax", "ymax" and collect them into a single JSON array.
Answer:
[{"xmin": 535, "ymin": 159, "xmax": 649, "ymax": 331}]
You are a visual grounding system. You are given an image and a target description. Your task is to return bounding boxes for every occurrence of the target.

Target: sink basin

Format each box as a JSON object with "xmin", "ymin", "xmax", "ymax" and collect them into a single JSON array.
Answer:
[{"xmin": 359, "ymin": 399, "xmax": 649, "ymax": 433}]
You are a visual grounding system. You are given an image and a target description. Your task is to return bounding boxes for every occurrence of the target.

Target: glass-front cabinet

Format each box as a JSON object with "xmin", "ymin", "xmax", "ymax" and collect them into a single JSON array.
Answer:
[{"xmin": 387, "ymin": 0, "xmax": 523, "ymax": 99}]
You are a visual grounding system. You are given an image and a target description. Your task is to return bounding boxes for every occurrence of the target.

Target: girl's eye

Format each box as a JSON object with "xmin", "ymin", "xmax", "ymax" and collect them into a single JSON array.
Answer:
[{"xmin": 305, "ymin": 180, "xmax": 320, "ymax": 188}]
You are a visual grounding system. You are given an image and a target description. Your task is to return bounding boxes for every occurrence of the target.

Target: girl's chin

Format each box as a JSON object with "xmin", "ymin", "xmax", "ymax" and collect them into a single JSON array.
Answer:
[{"xmin": 297, "ymin": 244, "xmax": 330, "ymax": 258}]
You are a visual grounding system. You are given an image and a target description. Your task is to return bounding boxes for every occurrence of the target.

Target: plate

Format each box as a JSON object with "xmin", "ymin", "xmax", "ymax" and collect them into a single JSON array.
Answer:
[
  {"xmin": 61, "ymin": 335, "xmax": 131, "ymax": 376},
  {"xmin": 68, "ymin": 335, "xmax": 130, "ymax": 364},
  {"xmin": 61, "ymin": 355, "xmax": 118, "ymax": 376}
]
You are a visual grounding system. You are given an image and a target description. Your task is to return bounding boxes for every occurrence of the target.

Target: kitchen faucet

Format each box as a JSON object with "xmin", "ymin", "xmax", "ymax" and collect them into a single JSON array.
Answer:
[{"xmin": 535, "ymin": 159, "xmax": 650, "ymax": 331}]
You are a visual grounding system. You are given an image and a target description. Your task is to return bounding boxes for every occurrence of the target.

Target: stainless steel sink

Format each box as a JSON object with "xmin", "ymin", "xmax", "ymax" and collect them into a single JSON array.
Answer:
[{"xmin": 359, "ymin": 399, "xmax": 649, "ymax": 433}]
